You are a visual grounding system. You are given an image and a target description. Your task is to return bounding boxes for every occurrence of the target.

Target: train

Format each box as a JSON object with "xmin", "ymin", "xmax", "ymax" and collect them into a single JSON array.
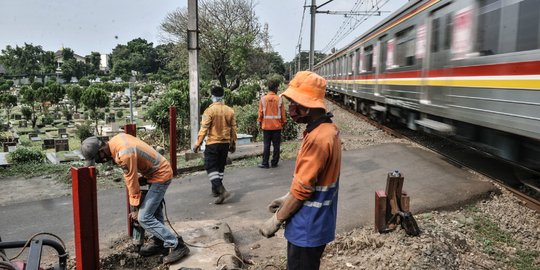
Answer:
[{"xmin": 315, "ymin": 0, "xmax": 540, "ymax": 172}]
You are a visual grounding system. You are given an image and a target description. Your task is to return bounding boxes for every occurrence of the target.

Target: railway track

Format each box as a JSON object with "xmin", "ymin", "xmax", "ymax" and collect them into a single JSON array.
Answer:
[{"xmin": 327, "ymin": 97, "xmax": 540, "ymax": 213}]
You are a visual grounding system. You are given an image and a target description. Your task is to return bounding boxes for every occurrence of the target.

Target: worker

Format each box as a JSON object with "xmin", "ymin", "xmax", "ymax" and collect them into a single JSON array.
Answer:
[
  {"xmin": 259, "ymin": 71, "xmax": 342, "ymax": 270},
  {"xmin": 81, "ymin": 134, "xmax": 189, "ymax": 264},
  {"xmin": 257, "ymin": 77, "xmax": 287, "ymax": 168},
  {"xmin": 193, "ymin": 86, "xmax": 237, "ymax": 204}
]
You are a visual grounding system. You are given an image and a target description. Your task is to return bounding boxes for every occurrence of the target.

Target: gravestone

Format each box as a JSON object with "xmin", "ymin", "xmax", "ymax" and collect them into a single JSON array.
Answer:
[
  {"xmin": 59, "ymin": 133, "xmax": 69, "ymax": 139},
  {"xmin": 13, "ymin": 114, "xmax": 22, "ymax": 120},
  {"xmin": 54, "ymin": 139, "xmax": 69, "ymax": 152},
  {"xmin": 3, "ymin": 142, "xmax": 17, "ymax": 152},
  {"xmin": 58, "ymin": 128, "xmax": 67, "ymax": 134},
  {"xmin": 73, "ymin": 113, "xmax": 80, "ymax": 120},
  {"xmin": 29, "ymin": 133, "xmax": 41, "ymax": 141},
  {"xmin": 19, "ymin": 120, "xmax": 28, "ymax": 128},
  {"xmin": 42, "ymin": 138, "xmax": 55, "ymax": 150}
]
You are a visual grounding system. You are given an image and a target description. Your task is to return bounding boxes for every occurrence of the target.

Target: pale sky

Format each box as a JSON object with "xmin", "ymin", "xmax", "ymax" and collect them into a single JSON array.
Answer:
[{"xmin": 0, "ymin": 0, "xmax": 407, "ymax": 62}]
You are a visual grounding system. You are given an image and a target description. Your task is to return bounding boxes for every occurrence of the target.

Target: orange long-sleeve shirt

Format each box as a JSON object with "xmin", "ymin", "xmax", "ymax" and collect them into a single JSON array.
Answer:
[
  {"xmin": 108, "ymin": 133, "xmax": 173, "ymax": 206},
  {"xmin": 196, "ymin": 102, "xmax": 237, "ymax": 146}
]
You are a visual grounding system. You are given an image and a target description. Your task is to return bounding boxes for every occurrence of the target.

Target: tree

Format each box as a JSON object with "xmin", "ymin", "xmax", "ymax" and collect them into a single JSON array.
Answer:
[
  {"xmin": 66, "ymin": 85, "xmax": 83, "ymax": 112},
  {"xmin": 81, "ymin": 85, "xmax": 109, "ymax": 133},
  {"xmin": 0, "ymin": 94, "xmax": 17, "ymax": 121},
  {"xmin": 20, "ymin": 86, "xmax": 38, "ymax": 128},
  {"xmin": 85, "ymin": 52, "xmax": 102, "ymax": 75},
  {"xmin": 110, "ymin": 38, "xmax": 158, "ymax": 77},
  {"xmin": 161, "ymin": 0, "xmax": 261, "ymax": 89},
  {"xmin": 61, "ymin": 59, "xmax": 86, "ymax": 81},
  {"xmin": 0, "ymin": 43, "xmax": 45, "ymax": 76}
]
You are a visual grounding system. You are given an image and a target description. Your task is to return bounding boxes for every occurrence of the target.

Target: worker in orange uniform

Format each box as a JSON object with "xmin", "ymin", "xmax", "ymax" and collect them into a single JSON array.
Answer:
[
  {"xmin": 193, "ymin": 86, "xmax": 237, "ymax": 204},
  {"xmin": 81, "ymin": 134, "xmax": 189, "ymax": 264},
  {"xmin": 257, "ymin": 77, "xmax": 287, "ymax": 169},
  {"xmin": 259, "ymin": 71, "xmax": 342, "ymax": 270}
]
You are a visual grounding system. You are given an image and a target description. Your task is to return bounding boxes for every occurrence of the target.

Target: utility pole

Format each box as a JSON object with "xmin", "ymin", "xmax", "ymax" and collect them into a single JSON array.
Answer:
[
  {"xmin": 309, "ymin": 0, "xmax": 316, "ymax": 71},
  {"xmin": 297, "ymin": 44, "xmax": 302, "ymax": 72},
  {"xmin": 188, "ymin": 0, "xmax": 200, "ymax": 149}
]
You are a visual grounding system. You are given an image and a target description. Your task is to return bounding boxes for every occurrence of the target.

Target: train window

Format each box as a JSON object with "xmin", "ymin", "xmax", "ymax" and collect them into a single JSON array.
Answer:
[
  {"xmin": 349, "ymin": 53, "xmax": 354, "ymax": 75},
  {"xmin": 516, "ymin": 0, "xmax": 540, "ymax": 52},
  {"xmin": 356, "ymin": 48, "xmax": 363, "ymax": 73},
  {"xmin": 431, "ymin": 18, "xmax": 440, "ymax": 53},
  {"xmin": 444, "ymin": 13, "xmax": 453, "ymax": 50},
  {"xmin": 477, "ymin": 0, "xmax": 501, "ymax": 55},
  {"xmin": 395, "ymin": 26, "xmax": 415, "ymax": 67},
  {"xmin": 363, "ymin": 45, "xmax": 374, "ymax": 72}
]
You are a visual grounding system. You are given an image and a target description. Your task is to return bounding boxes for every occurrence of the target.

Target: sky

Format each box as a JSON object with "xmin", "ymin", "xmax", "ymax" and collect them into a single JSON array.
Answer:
[{"xmin": 0, "ymin": 0, "xmax": 408, "ymax": 62}]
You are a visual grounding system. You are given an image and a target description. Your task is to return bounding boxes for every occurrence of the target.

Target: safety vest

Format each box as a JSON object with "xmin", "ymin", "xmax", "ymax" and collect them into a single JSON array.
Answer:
[
  {"xmin": 258, "ymin": 92, "xmax": 287, "ymax": 130},
  {"xmin": 108, "ymin": 133, "xmax": 173, "ymax": 206},
  {"xmin": 285, "ymin": 121, "xmax": 342, "ymax": 247},
  {"xmin": 196, "ymin": 102, "xmax": 237, "ymax": 146}
]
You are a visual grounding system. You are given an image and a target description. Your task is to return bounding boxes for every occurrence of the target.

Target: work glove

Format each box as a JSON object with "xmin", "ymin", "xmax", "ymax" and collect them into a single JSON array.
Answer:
[
  {"xmin": 129, "ymin": 206, "xmax": 139, "ymax": 221},
  {"xmin": 192, "ymin": 144, "xmax": 200, "ymax": 153},
  {"xmin": 267, "ymin": 192, "xmax": 290, "ymax": 213},
  {"xmin": 259, "ymin": 213, "xmax": 283, "ymax": 238},
  {"xmin": 229, "ymin": 143, "xmax": 236, "ymax": 153}
]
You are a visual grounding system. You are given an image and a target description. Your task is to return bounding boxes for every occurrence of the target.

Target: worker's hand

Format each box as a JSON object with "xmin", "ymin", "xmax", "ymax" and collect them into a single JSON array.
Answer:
[
  {"xmin": 192, "ymin": 144, "xmax": 200, "ymax": 153},
  {"xmin": 129, "ymin": 209, "xmax": 139, "ymax": 221},
  {"xmin": 259, "ymin": 213, "xmax": 282, "ymax": 238},
  {"xmin": 229, "ymin": 144, "xmax": 236, "ymax": 153},
  {"xmin": 267, "ymin": 192, "xmax": 290, "ymax": 213}
]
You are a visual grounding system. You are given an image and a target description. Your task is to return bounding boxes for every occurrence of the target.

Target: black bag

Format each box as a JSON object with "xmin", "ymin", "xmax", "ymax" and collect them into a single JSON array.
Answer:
[{"xmin": 398, "ymin": 211, "xmax": 420, "ymax": 236}]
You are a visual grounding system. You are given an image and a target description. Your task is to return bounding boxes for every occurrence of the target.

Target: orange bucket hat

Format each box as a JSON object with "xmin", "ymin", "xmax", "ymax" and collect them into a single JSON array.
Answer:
[{"xmin": 282, "ymin": 71, "xmax": 327, "ymax": 110}]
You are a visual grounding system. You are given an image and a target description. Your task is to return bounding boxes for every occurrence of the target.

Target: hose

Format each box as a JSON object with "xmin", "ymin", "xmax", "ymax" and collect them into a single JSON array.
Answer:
[
  {"xmin": 8, "ymin": 232, "xmax": 66, "ymax": 261},
  {"xmin": 0, "ymin": 261, "xmax": 17, "ymax": 270}
]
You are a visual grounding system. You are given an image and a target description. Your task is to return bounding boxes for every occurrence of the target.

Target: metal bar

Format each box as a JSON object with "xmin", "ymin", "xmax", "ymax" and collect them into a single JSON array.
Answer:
[
  {"xmin": 316, "ymin": 0, "xmax": 334, "ymax": 10},
  {"xmin": 26, "ymin": 239, "xmax": 43, "ymax": 270},
  {"xmin": 124, "ymin": 123, "xmax": 137, "ymax": 237},
  {"xmin": 0, "ymin": 239, "xmax": 67, "ymax": 270},
  {"xmin": 71, "ymin": 166, "xmax": 99, "ymax": 270},
  {"xmin": 169, "ymin": 106, "xmax": 177, "ymax": 176}
]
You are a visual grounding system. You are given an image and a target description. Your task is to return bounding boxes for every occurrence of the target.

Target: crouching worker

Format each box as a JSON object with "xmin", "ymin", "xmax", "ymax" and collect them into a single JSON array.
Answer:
[
  {"xmin": 81, "ymin": 134, "xmax": 189, "ymax": 264},
  {"xmin": 259, "ymin": 71, "xmax": 342, "ymax": 270}
]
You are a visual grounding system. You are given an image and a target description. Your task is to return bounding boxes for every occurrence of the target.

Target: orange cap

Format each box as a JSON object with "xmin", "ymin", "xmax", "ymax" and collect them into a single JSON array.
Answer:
[{"xmin": 282, "ymin": 71, "xmax": 327, "ymax": 110}]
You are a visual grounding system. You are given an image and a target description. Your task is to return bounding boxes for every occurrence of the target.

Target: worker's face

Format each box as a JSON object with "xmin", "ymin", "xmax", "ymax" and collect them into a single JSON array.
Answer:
[
  {"xmin": 288, "ymin": 100, "xmax": 310, "ymax": 124},
  {"xmin": 95, "ymin": 147, "xmax": 111, "ymax": 163}
]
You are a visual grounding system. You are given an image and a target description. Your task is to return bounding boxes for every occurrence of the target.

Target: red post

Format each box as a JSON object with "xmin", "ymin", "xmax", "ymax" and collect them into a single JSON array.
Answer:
[
  {"xmin": 71, "ymin": 166, "xmax": 99, "ymax": 270},
  {"xmin": 169, "ymin": 106, "xmax": 177, "ymax": 176},
  {"xmin": 124, "ymin": 124, "xmax": 136, "ymax": 236}
]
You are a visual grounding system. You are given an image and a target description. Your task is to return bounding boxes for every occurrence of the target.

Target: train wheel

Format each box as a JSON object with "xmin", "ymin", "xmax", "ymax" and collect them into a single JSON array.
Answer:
[{"xmin": 359, "ymin": 101, "xmax": 369, "ymax": 116}]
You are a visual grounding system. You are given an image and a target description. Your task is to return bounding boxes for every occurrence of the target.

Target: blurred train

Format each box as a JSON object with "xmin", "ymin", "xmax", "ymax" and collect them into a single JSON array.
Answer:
[{"xmin": 315, "ymin": 0, "xmax": 540, "ymax": 171}]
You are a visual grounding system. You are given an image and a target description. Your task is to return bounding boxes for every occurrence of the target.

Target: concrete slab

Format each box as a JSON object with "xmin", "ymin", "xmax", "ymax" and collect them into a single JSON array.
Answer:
[{"xmin": 168, "ymin": 220, "xmax": 240, "ymax": 270}]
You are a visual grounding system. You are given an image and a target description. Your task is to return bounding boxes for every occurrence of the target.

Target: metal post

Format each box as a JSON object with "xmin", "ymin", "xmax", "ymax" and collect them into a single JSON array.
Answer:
[
  {"xmin": 124, "ymin": 124, "xmax": 136, "ymax": 237},
  {"xmin": 188, "ymin": 0, "xmax": 200, "ymax": 149},
  {"xmin": 169, "ymin": 106, "xmax": 177, "ymax": 176},
  {"xmin": 71, "ymin": 166, "xmax": 99, "ymax": 270},
  {"xmin": 309, "ymin": 0, "xmax": 316, "ymax": 71}
]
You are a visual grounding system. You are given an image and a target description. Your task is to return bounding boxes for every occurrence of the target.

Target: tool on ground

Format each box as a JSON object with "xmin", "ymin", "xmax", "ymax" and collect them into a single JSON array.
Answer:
[
  {"xmin": 375, "ymin": 171, "xmax": 420, "ymax": 236},
  {"xmin": 130, "ymin": 177, "xmax": 149, "ymax": 249},
  {"xmin": 0, "ymin": 232, "xmax": 68, "ymax": 270}
]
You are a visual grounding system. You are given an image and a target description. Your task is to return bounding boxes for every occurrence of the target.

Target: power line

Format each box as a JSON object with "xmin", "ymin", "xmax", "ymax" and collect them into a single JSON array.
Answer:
[{"xmin": 296, "ymin": 0, "xmax": 309, "ymax": 55}]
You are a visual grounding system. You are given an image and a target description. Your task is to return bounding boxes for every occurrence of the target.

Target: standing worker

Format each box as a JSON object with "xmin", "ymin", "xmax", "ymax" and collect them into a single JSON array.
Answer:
[
  {"xmin": 259, "ymin": 71, "xmax": 342, "ymax": 270},
  {"xmin": 193, "ymin": 86, "xmax": 237, "ymax": 204},
  {"xmin": 81, "ymin": 134, "xmax": 190, "ymax": 264},
  {"xmin": 257, "ymin": 77, "xmax": 287, "ymax": 169}
]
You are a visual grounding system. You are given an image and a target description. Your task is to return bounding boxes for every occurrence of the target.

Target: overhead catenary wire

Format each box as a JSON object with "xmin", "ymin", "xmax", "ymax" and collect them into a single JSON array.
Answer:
[
  {"xmin": 321, "ymin": 0, "xmax": 391, "ymax": 53},
  {"xmin": 295, "ymin": 0, "xmax": 309, "ymax": 66}
]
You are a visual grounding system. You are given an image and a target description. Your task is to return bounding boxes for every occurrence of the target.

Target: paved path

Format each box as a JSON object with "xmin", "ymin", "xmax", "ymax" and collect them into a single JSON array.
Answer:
[{"xmin": 0, "ymin": 142, "xmax": 497, "ymax": 265}]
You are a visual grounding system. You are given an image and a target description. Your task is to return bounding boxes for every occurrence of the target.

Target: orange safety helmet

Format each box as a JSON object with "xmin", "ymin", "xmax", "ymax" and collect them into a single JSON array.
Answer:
[{"xmin": 281, "ymin": 71, "xmax": 327, "ymax": 110}]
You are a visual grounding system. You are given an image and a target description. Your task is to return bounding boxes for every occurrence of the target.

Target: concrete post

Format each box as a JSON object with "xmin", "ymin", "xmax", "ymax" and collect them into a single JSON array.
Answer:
[
  {"xmin": 188, "ymin": 0, "xmax": 200, "ymax": 149},
  {"xmin": 169, "ymin": 106, "xmax": 177, "ymax": 176}
]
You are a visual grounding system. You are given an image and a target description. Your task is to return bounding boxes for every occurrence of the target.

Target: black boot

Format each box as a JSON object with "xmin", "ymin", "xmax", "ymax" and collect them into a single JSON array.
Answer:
[
  {"xmin": 214, "ymin": 185, "xmax": 231, "ymax": 204},
  {"xmin": 163, "ymin": 238, "xmax": 190, "ymax": 264},
  {"xmin": 139, "ymin": 236, "xmax": 168, "ymax": 257}
]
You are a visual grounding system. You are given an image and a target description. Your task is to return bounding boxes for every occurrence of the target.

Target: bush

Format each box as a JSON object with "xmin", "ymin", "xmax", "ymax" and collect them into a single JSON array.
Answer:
[
  {"xmin": 116, "ymin": 110, "xmax": 124, "ymax": 118},
  {"xmin": 76, "ymin": 123, "xmax": 94, "ymax": 141},
  {"xmin": 8, "ymin": 147, "xmax": 44, "ymax": 164},
  {"xmin": 79, "ymin": 78, "xmax": 90, "ymax": 87},
  {"xmin": 234, "ymin": 102, "xmax": 259, "ymax": 141},
  {"xmin": 41, "ymin": 114, "xmax": 54, "ymax": 125}
]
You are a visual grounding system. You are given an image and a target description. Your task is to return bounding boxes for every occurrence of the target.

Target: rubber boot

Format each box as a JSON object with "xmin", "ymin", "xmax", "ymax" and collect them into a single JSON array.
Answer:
[
  {"xmin": 214, "ymin": 185, "xmax": 230, "ymax": 204},
  {"xmin": 163, "ymin": 237, "xmax": 190, "ymax": 264},
  {"xmin": 139, "ymin": 236, "xmax": 168, "ymax": 257}
]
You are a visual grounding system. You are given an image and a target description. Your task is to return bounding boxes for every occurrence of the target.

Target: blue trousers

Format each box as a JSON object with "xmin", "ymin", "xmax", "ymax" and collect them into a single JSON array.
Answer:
[{"xmin": 137, "ymin": 180, "xmax": 178, "ymax": 248}]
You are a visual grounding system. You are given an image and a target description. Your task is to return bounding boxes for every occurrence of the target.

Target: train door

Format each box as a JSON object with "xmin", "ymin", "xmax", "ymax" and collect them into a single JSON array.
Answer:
[{"xmin": 424, "ymin": 3, "xmax": 454, "ymax": 106}]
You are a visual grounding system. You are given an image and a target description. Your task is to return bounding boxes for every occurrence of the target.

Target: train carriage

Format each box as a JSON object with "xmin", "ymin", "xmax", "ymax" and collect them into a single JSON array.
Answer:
[{"xmin": 316, "ymin": 0, "xmax": 540, "ymax": 170}]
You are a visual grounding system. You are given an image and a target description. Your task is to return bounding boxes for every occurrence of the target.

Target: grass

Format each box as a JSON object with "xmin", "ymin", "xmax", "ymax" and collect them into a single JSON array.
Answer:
[{"xmin": 0, "ymin": 163, "xmax": 71, "ymax": 179}]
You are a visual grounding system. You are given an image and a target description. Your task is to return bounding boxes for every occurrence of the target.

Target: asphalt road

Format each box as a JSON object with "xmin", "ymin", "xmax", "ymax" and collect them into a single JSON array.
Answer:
[{"xmin": 0, "ymin": 143, "xmax": 496, "ymax": 258}]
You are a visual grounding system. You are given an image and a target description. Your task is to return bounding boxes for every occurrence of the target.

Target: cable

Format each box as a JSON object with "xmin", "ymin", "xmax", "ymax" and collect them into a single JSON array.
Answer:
[
  {"xmin": 9, "ymin": 232, "xmax": 66, "ymax": 261},
  {"xmin": 295, "ymin": 0, "xmax": 309, "ymax": 56},
  {"xmin": 216, "ymin": 253, "xmax": 245, "ymax": 269},
  {"xmin": 0, "ymin": 261, "xmax": 17, "ymax": 270}
]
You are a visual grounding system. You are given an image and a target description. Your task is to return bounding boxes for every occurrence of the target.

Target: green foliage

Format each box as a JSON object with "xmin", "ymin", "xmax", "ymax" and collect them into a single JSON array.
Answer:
[
  {"xmin": 110, "ymin": 38, "xmax": 158, "ymax": 77},
  {"xmin": 79, "ymin": 78, "xmax": 90, "ymax": 87},
  {"xmin": 66, "ymin": 85, "xmax": 83, "ymax": 112},
  {"xmin": 8, "ymin": 146, "xmax": 44, "ymax": 163},
  {"xmin": 31, "ymin": 81, "xmax": 43, "ymax": 90},
  {"xmin": 282, "ymin": 115, "xmax": 299, "ymax": 141},
  {"xmin": 75, "ymin": 123, "xmax": 94, "ymax": 141},
  {"xmin": 0, "ymin": 84, "xmax": 9, "ymax": 91},
  {"xmin": 233, "ymin": 102, "xmax": 259, "ymax": 140},
  {"xmin": 41, "ymin": 114, "xmax": 54, "ymax": 125},
  {"xmin": 223, "ymin": 83, "xmax": 258, "ymax": 107},
  {"xmin": 0, "ymin": 163, "xmax": 70, "ymax": 179},
  {"xmin": 142, "ymin": 84, "xmax": 155, "ymax": 94},
  {"xmin": 0, "ymin": 44, "xmax": 51, "ymax": 76},
  {"xmin": 81, "ymin": 84, "xmax": 110, "ymax": 132},
  {"xmin": 20, "ymin": 106, "xmax": 32, "ymax": 120},
  {"xmin": 116, "ymin": 110, "xmax": 124, "ymax": 118}
]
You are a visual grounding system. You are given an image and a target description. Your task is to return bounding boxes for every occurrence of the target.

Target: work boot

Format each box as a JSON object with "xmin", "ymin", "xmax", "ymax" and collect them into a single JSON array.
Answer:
[
  {"xmin": 139, "ymin": 237, "xmax": 168, "ymax": 257},
  {"xmin": 163, "ymin": 240, "xmax": 190, "ymax": 264},
  {"xmin": 258, "ymin": 164, "xmax": 269, "ymax": 169},
  {"xmin": 214, "ymin": 186, "xmax": 231, "ymax": 204}
]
